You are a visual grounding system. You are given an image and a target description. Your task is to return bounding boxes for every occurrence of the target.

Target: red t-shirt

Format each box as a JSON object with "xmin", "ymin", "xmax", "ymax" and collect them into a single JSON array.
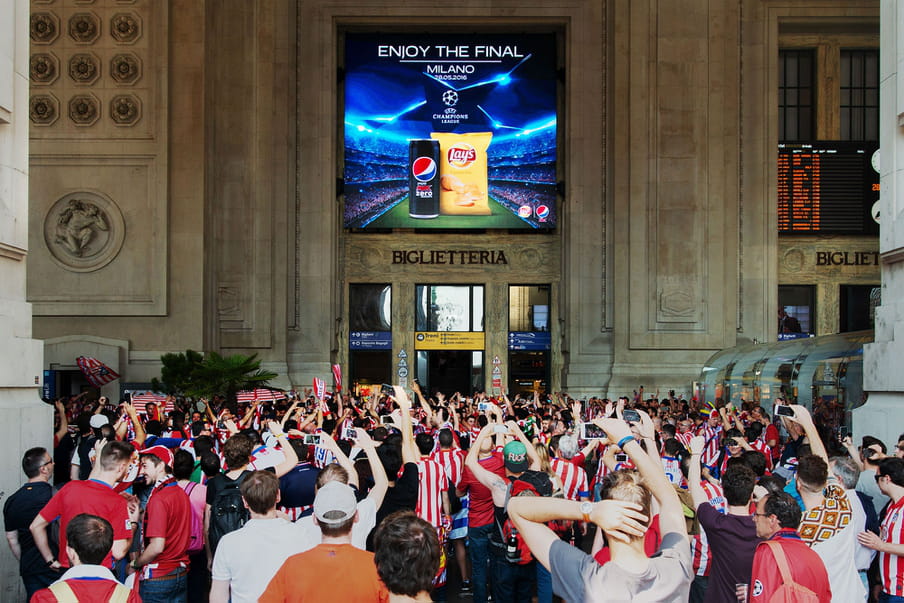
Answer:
[
  {"xmin": 750, "ymin": 529, "xmax": 831, "ymax": 601},
  {"xmin": 459, "ymin": 452, "xmax": 505, "ymax": 527},
  {"xmin": 39, "ymin": 480, "xmax": 131, "ymax": 568},
  {"xmin": 142, "ymin": 480, "xmax": 191, "ymax": 578}
]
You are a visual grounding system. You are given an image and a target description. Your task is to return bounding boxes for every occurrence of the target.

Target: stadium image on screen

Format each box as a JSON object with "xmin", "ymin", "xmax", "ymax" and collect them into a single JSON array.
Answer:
[{"xmin": 343, "ymin": 33, "xmax": 558, "ymax": 230}]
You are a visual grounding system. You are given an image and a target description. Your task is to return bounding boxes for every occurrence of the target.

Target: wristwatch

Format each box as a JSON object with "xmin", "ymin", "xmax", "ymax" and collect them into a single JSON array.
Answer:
[{"xmin": 580, "ymin": 501, "xmax": 593, "ymax": 523}]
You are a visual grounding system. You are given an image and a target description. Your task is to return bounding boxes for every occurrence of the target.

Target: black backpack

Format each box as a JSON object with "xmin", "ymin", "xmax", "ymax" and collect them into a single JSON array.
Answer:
[{"xmin": 208, "ymin": 470, "xmax": 251, "ymax": 553}]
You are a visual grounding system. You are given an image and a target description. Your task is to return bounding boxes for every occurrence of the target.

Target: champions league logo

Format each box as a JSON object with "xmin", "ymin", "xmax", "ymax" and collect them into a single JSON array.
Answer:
[{"xmin": 442, "ymin": 90, "xmax": 459, "ymax": 107}]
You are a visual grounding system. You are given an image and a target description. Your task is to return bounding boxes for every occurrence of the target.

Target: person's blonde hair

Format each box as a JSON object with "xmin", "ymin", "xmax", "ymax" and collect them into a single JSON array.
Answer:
[{"xmin": 601, "ymin": 469, "xmax": 652, "ymax": 540}]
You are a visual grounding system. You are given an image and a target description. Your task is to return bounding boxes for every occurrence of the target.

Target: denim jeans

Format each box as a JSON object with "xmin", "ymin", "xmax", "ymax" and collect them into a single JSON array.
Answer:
[
  {"xmin": 468, "ymin": 523, "xmax": 494, "ymax": 603},
  {"xmin": 491, "ymin": 555, "xmax": 535, "ymax": 603},
  {"xmin": 139, "ymin": 569, "xmax": 187, "ymax": 603},
  {"xmin": 536, "ymin": 560, "xmax": 552, "ymax": 603},
  {"xmin": 22, "ymin": 569, "xmax": 59, "ymax": 601},
  {"xmin": 880, "ymin": 594, "xmax": 904, "ymax": 603}
]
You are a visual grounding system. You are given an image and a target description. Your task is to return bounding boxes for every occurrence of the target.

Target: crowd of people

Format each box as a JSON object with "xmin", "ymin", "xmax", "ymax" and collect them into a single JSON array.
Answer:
[{"xmin": 4, "ymin": 382, "xmax": 904, "ymax": 602}]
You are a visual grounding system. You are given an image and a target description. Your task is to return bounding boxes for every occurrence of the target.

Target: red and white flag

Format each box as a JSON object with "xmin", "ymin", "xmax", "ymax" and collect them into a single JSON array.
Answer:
[
  {"xmin": 76, "ymin": 356, "xmax": 120, "ymax": 388},
  {"xmin": 313, "ymin": 378, "xmax": 326, "ymax": 400},
  {"xmin": 236, "ymin": 388, "xmax": 285, "ymax": 403},
  {"xmin": 332, "ymin": 364, "xmax": 342, "ymax": 391},
  {"xmin": 130, "ymin": 392, "xmax": 172, "ymax": 414}
]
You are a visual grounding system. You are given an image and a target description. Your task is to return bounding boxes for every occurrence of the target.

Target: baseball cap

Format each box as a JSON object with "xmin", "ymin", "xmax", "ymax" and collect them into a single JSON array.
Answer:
[
  {"xmin": 313, "ymin": 481, "xmax": 357, "ymax": 525},
  {"xmin": 503, "ymin": 440, "xmax": 529, "ymax": 473},
  {"xmin": 139, "ymin": 445, "xmax": 174, "ymax": 467},
  {"xmin": 89, "ymin": 414, "xmax": 110, "ymax": 429}
]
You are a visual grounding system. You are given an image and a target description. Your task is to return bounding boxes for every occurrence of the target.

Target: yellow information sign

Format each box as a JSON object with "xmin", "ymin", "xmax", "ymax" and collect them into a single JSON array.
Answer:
[{"xmin": 414, "ymin": 332, "xmax": 486, "ymax": 350}]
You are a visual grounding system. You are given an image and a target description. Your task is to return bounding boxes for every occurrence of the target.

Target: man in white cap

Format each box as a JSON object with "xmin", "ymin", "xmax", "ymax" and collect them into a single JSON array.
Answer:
[
  {"xmin": 130, "ymin": 445, "xmax": 191, "ymax": 603},
  {"xmin": 260, "ymin": 481, "xmax": 388, "ymax": 602}
]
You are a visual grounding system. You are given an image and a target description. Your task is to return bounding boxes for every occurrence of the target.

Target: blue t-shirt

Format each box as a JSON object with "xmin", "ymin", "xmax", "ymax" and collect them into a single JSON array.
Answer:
[{"xmin": 278, "ymin": 462, "xmax": 319, "ymax": 508}]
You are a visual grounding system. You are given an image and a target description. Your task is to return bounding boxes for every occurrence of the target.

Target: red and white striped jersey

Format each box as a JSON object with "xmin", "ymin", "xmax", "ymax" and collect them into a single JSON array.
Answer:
[
  {"xmin": 698, "ymin": 424, "xmax": 723, "ymax": 468},
  {"xmin": 748, "ymin": 439, "xmax": 774, "ymax": 471},
  {"xmin": 416, "ymin": 457, "xmax": 449, "ymax": 528},
  {"xmin": 675, "ymin": 431, "xmax": 694, "ymax": 450},
  {"xmin": 430, "ymin": 448, "xmax": 465, "ymax": 489},
  {"xmin": 550, "ymin": 457, "xmax": 589, "ymax": 501},
  {"xmin": 691, "ymin": 481, "xmax": 727, "ymax": 576},
  {"xmin": 880, "ymin": 496, "xmax": 904, "ymax": 596}
]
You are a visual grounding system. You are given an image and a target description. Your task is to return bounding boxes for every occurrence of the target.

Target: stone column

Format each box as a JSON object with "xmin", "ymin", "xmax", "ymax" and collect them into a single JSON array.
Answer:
[
  {"xmin": 861, "ymin": 0, "xmax": 904, "ymax": 447},
  {"xmin": 0, "ymin": 1, "xmax": 48, "ymax": 599}
]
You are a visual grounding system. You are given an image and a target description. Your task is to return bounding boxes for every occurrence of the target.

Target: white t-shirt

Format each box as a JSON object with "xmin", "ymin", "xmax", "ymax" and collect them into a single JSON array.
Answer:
[
  {"xmin": 296, "ymin": 496, "xmax": 378, "ymax": 552},
  {"xmin": 211, "ymin": 517, "xmax": 306, "ymax": 603},
  {"xmin": 810, "ymin": 489, "xmax": 868, "ymax": 602}
]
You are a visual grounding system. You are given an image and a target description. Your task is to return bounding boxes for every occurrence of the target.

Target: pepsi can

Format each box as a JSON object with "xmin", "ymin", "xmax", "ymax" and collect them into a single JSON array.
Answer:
[{"xmin": 408, "ymin": 139, "xmax": 440, "ymax": 219}]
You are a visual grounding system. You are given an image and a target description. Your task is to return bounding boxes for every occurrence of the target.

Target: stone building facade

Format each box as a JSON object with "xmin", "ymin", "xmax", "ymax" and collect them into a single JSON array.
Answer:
[{"xmin": 23, "ymin": 0, "xmax": 885, "ymax": 398}]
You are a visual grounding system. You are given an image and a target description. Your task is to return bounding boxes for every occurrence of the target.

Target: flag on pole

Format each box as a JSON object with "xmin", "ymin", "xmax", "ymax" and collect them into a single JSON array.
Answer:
[
  {"xmin": 76, "ymin": 356, "xmax": 120, "ymax": 388},
  {"xmin": 332, "ymin": 364, "xmax": 342, "ymax": 391}
]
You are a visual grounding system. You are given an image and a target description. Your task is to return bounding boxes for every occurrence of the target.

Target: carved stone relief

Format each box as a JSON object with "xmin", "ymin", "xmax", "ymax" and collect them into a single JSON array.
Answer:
[
  {"xmin": 110, "ymin": 13, "xmax": 141, "ymax": 44},
  {"xmin": 110, "ymin": 94, "xmax": 141, "ymax": 125},
  {"xmin": 30, "ymin": 53, "xmax": 60, "ymax": 85},
  {"xmin": 110, "ymin": 53, "xmax": 141, "ymax": 85},
  {"xmin": 43, "ymin": 191, "xmax": 125, "ymax": 272},
  {"xmin": 30, "ymin": 94, "xmax": 60, "ymax": 126},
  {"xmin": 68, "ymin": 53, "xmax": 101, "ymax": 85},
  {"xmin": 68, "ymin": 93, "xmax": 100, "ymax": 125},
  {"xmin": 68, "ymin": 12, "xmax": 101, "ymax": 44},
  {"xmin": 31, "ymin": 12, "xmax": 60, "ymax": 44}
]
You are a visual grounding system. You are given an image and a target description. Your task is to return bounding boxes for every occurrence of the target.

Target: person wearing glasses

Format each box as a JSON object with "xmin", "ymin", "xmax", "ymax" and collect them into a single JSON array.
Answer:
[
  {"xmin": 749, "ymin": 491, "xmax": 831, "ymax": 601},
  {"xmin": 3, "ymin": 448, "xmax": 58, "ymax": 600},
  {"xmin": 858, "ymin": 457, "xmax": 904, "ymax": 602}
]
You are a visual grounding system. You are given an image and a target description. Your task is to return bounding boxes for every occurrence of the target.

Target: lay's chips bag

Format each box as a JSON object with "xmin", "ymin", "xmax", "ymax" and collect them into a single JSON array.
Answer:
[{"xmin": 430, "ymin": 132, "xmax": 493, "ymax": 216}]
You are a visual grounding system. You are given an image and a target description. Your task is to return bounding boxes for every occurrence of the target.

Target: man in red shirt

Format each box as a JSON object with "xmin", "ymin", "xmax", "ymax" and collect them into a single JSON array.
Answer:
[
  {"xmin": 750, "ymin": 491, "xmax": 831, "ymax": 601},
  {"xmin": 31, "ymin": 440, "xmax": 139, "ymax": 571},
  {"xmin": 130, "ymin": 445, "xmax": 191, "ymax": 602},
  {"xmin": 32, "ymin": 513, "xmax": 140, "ymax": 603},
  {"xmin": 458, "ymin": 423, "xmax": 505, "ymax": 603}
]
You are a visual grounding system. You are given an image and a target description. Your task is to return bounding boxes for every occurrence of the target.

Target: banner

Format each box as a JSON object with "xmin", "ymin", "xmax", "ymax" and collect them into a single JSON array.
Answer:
[
  {"xmin": 332, "ymin": 364, "xmax": 342, "ymax": 391},
  {"xmin": 313, "ymin": 378, "xmax": 326, "ymax": 400}
]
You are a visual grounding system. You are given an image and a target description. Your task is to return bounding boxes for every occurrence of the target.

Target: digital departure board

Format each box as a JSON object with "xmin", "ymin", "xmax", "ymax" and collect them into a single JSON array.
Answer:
[{"xmin": 778, "ymin": 142, "xmax": 879, "ymax": 235}]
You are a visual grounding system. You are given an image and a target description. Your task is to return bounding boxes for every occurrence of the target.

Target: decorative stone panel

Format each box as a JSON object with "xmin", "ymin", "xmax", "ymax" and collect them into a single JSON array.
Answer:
[
  {"xmin": 30, "ymin": 53, "xmax": 60, "ymax": 85},
  {"xmin": 68, "ymin": 93, "xmax": 100, "ymax": 126},
  {"xmin": 110, "ymin": 13, "xmax": 141, "ymax": 43},
  {"xmin": 68, "ymin": 12, "xmax": 101, "ymax": 44},
  {"xmin": 68, "ymin": 53, "xmax": 101, "ymax": 85},
  {"xmin": 30, "ymin": 94, "xmax": 60, "ymax": 126},
  {"xmin": 31, "ymin": 12, "xmax": 60, "ymax": 44}
]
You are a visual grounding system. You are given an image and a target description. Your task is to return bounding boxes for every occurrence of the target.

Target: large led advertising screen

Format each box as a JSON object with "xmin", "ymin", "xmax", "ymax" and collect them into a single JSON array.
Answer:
[{"xmin": 343, "ymin": 33, "xmax": 557, "ymax": 230}]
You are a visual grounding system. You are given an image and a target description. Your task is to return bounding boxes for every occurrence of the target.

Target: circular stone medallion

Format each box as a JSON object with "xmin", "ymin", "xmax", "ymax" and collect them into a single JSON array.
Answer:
[{"xmin": 43, "ymin": 191, "xmax": 125, "ymax": 272}]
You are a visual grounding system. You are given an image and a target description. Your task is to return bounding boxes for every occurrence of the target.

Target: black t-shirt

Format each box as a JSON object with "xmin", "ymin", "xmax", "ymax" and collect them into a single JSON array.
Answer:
[
  {"xmin": 3, "ymin": 481, "xmax": 55, "ymax": 576},
  {"xmin": 375, "ymin": 462, "xmax": 419, "ymax": 526}
]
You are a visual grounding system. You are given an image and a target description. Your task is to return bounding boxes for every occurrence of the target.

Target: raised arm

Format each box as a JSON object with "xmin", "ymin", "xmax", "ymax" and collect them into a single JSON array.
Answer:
[
  {"xmin": 687, "ymin": 435, "xmax": 709, "ymax": 509},
  {"xmin": 465, "ymin": 425, "xmax": 509, "ymax": 507},
  {"xmin": 506, "ymin": 420, "xmax": 541, "ymax": 471},
  {"xmin": 54, "ymin": 400, "xmax": 69, "ymax": 442},
  {"xmin": 393, "ymin": 386, "xmax": 419, "ymax": 465},
  {"xmin": 356, "ymin": 428, "xmax": 388, "ymax": 509},
  {"xmin": 595, "ymin": 417, "xmax": 687, "ymax": 537},
  {"xmin": 785, "ymin": 404, "xmax": 827, "ymax": 463},
  {"xmin": 265, "ymin": 421, "xmax": 299, "ymax": 478}
]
